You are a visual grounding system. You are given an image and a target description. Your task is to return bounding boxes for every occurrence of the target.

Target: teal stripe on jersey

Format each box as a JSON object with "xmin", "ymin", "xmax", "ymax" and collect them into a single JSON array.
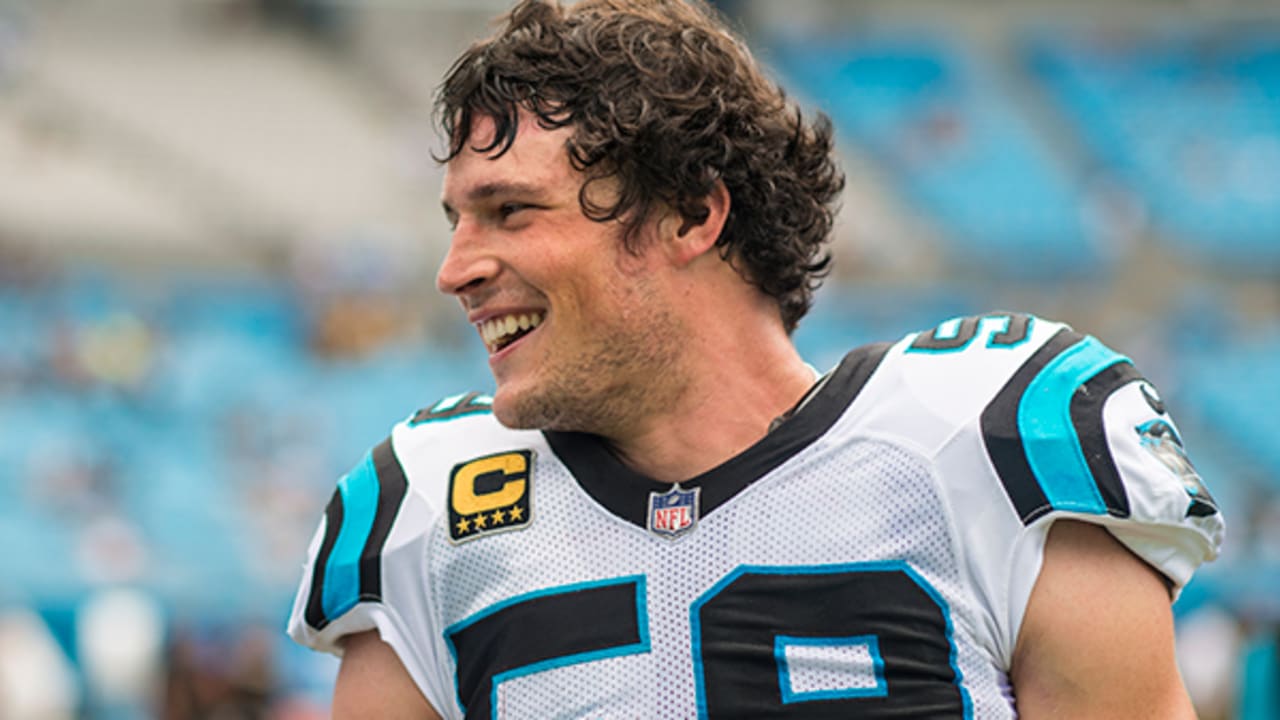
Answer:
[
  {"xmin": 1017, "ymin": 336, "xmax": 1129, "ymax": 515},
  {"xmin": 322, "ymin": 450, "xmax": 380, "ymax": 621}
]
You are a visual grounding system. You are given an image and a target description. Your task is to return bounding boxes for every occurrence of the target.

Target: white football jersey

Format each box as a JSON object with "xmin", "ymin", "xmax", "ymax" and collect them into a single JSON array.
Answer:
[{"xmin": 287, "ymin": 313, "xmax": 1224, "ymax": 719}]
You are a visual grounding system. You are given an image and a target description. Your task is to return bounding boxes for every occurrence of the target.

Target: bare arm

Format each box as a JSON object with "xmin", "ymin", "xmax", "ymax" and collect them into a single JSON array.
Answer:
[
  {"xmin": 1011, "ymin": 519, "xmax": 1196, "ymax": 719},
  {"xmin": 333, "ymin": 631, "xmax": 444, "ymax": 720}
]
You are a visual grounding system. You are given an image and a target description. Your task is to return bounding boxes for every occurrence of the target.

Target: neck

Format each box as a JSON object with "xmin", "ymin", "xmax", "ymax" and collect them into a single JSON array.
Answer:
[{"xmin": 606, "ymin": 324, "xmax": 816, "ymax": 484}]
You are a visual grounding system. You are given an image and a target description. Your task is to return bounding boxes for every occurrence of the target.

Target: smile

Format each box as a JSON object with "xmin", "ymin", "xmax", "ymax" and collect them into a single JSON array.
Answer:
[{"xmin": 480, "ymin": 312, "xmax": 544, "ymax": 353}]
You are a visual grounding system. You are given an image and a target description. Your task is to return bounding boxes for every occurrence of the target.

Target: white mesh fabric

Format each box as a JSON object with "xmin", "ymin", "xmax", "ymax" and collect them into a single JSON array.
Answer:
[
  {"xmin": 290, "ymin": 317, "xmax": 1223, "ymax": 718},
  {"xmin": 422, "ymin": 437, "xmax": 1014, "ymax": 718}
]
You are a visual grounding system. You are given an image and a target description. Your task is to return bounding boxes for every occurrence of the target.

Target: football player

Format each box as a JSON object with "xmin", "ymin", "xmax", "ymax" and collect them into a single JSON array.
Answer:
[{"xmin": 287, "ymin": 1, "xmax": 1223, "ymax": 717}]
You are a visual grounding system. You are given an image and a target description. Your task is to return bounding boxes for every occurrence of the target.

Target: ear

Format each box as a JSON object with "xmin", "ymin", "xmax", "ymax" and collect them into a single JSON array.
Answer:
[{"xmin": 660, "ymin": 180, "xmax": 731, "ymax": 267}]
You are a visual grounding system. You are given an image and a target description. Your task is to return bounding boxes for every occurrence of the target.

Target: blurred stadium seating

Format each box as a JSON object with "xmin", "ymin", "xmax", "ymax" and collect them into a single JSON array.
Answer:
[
  {"xmin": 1026, "ymin": 23, "xmax": 1280, "ymax": 270},
  {"xmin": 0, "ymin": 1, "xmax": 1277, "ymax": 718},
  {"xmin": 770, "ymin": 31, "xmax": 1105, "ymax": 279}
]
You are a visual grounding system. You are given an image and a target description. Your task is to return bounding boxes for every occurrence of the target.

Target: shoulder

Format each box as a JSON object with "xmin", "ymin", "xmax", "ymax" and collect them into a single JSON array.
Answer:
[
  {"xmin": 894, "ymin": 313, "xmax": 1136, "ymax": 499},
  {"xmin": 844, "ymin": 313, "xmax": 1093, "ymax": 453},
  {"xmin": 835, "ymin": 311, "xmax": 1222, "ymax": 668},
  {"xmin": 291, "ymin": 390, "xmax": 544, "ymax": 633},
  {"xmin": 322, "ymin": 391, "xmax": 539, "ymax": 526},
  {"xmin": 875, "ymin": 313, "xmax": 1091, "ymax": 423},
  {"xmin": 391, "ymin": 391, "xmax": 548, "ymax": 545},
  {"xmin": 391, "ymin": 391, "xmax": 543, "ymax": 499},
  {"xmin": 847, "ymin": 310, "xmax": 1222, "ymax": 585}
]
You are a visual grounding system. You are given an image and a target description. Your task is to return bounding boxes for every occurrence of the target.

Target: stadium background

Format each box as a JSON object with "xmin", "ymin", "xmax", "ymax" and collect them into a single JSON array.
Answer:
[{"xmin": 0, "ymin": 0, "xmax": 1276, "ymax": 717}]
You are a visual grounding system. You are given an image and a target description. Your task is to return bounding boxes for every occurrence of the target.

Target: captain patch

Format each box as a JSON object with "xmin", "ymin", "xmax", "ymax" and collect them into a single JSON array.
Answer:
[{"xmin": 448, "ymin": 450, "xmax": 534, "ymax": 543}]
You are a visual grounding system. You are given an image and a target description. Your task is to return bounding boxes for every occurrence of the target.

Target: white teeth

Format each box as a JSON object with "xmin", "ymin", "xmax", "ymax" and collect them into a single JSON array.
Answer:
[{"xmin": 480, "ymin": 312, "xmax": 544, "ymax": 350}]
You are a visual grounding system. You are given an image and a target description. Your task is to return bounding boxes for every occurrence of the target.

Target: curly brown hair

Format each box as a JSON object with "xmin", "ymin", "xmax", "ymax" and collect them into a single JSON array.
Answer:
[{"xmin": 435, "ymin": 0, "xmax": 844, "ymax": 332}]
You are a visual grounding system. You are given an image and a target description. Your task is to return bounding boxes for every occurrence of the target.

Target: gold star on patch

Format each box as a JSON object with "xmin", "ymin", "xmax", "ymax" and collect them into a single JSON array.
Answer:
[
  {"xmin": 508, "ymin": 505, "xmax": 524, "ymax": 521},
  {"xmin": 455, "ymin": 517, "xmax": 471, "ymax": 535},
  {"xmin": 472, "ymin": 513, "xmax": 488, "ymax": 529},
  {"xmin": 490, "ymin": 509, "xmax": 505, "ymax": 525}
]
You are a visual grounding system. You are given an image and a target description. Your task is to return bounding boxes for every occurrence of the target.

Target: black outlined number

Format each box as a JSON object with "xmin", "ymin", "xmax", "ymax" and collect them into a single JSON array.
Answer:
[
  {"xmin": 908, "ymin": 313, "xmax": 1031, "ymax": 353},
  {"xmin": 693, "ymin": 565, "xmax": 968, "ymax": 718},
  {"xmin": 447, "ymin": 566, "xmax": 968, "ymax": 718}
]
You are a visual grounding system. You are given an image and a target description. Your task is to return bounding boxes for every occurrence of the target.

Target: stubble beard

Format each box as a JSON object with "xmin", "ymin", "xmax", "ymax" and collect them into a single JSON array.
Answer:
[{"xmin": 493, "ymin": 303, "xmax": 685, "ymax": 438}]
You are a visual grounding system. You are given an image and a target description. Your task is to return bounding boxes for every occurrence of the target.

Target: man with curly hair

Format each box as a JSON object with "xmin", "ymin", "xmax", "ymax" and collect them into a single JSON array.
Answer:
[{"xmin": 287, "ymin": 1, "xmax": 1222, "ymax": 717}]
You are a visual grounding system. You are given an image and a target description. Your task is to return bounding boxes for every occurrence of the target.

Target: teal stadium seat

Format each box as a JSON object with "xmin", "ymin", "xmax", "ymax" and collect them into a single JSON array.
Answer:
[
  {"xmin": 768, "ymin": 33, "xmax": 1107, "ymax": 280},
  {"xmin": 1026, "ymin": 27, "xmax": 1280, "ymax": 270}
]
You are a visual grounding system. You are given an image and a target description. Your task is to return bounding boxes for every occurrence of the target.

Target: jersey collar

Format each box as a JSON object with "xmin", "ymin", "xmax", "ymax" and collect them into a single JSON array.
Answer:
[{"xmin": 543, "ymin": 342, "xmax": 891, "ymax": 531}]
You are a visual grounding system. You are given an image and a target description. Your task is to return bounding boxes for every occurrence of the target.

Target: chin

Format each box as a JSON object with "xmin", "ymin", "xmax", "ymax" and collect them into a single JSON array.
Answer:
[
  {"xmin": 488, "ymin": 391, "xmax": 527, "ymax": 430},
  {"xmin": 489, "ymin": 386, "xmax": 546, "ymax": 431},
  {"xmin": 490, "ymin": 383, "xmax": 586, "ymax": 433}
]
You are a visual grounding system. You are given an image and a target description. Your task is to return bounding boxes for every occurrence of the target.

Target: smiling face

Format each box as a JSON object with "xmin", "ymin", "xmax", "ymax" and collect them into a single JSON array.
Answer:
[{"xmin": 437, "ymin": 114, "xmax": 688, "ymax": 436}]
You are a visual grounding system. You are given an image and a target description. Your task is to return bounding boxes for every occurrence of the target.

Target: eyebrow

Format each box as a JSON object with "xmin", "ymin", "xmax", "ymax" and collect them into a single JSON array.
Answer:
[{"xmin": 441, "ymin": 180, "xmax": 546, "ymax": 217}]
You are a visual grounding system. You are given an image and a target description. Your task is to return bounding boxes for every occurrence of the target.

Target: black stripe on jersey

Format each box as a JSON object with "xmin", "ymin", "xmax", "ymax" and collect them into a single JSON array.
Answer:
[
  {"xmin": 983, "ymin": 328, "xmax": 1140, "ymax": 524},
  {"xmin": 1069, "ymin": 362, "xmax": 1143, "ymax": 519},
  {"xmin": 981, "ymin": 328, "xmax": 1084, "ymax": 524},
  {"xmin": 304, "ymin": 489, "xmax": 345, "ymax": 630},
  {"xmin": 361, "ymin": 438, "xmax": 410, "ymax": 602},
  {"xmin": 447, "ymin": 579, "xmax": 644, "ymax": 719},
  {"xmin": 545, "ymin": 342, "xmax": 892, "ymax": 530},
  {"xmin": 303, "ymin": 437, "xmax": 409, "ymax": 630}
]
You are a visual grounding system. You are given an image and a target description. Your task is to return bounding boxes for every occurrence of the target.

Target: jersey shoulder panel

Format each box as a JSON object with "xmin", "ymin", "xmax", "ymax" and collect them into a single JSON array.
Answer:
[
  {"xmin": 850, "ymin": 311, "xmax": 1224, "ymax": 662},
  {"xmin": 894, "ymin": 313, "xmax": 1138, "ymax": 522},
  {"xmin": 850, "ymin": 312, "xmax": 1074, "ymax": 455},
  {"xmin": 392, "ymin": 391, "xmax": 544, "ymax": 510},
  {"xmin": 287, "ymin": 391, "xmax": 545, "ymax": 714},
  {"xmin": 285, "ymin": 390, "xmax": 543, "ymax": 641},
  {"xmin": 868, "ymin": 312, "xmax": 1222, "ymax": 567}
]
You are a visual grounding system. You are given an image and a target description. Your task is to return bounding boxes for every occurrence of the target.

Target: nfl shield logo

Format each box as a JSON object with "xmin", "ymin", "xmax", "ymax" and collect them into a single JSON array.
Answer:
[{"xmin": 647, "ymin": 484, "xmax": 700, "ymax": 539}]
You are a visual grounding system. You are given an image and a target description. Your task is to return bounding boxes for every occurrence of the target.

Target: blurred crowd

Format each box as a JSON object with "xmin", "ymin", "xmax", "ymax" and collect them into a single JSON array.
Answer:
[{"xmin": 0, "ymin": 244, "xmax": 478, "ymax": 719}]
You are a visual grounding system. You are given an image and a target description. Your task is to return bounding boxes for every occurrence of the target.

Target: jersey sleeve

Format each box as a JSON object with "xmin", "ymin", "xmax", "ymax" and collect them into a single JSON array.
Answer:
[
  {"xmin": 886, "ymin": 314, "xmax": 1225, "ymax": 668},
  {"xmin": 988, "ymin": 368, "xmax": 1222, "ymax": 667},
  {"xmin": 285, "ymin": 433, "xmax": 455, "ymax": 715},
  {"xmin": 1092, "ymin": 377, "xmax": 1224, "ymax": 583}
]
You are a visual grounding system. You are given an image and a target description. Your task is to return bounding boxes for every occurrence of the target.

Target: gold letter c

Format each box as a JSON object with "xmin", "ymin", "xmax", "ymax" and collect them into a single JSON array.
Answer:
[{"xmin": 452, "ymin": 453, "xmax": 528, "ymax": 515}]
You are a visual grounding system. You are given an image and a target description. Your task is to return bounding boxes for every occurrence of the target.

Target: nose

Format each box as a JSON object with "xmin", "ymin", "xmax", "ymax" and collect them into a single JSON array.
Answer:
[{"xmin": 435, "ymin": 218, "xmax": 500, "ymax": 297}]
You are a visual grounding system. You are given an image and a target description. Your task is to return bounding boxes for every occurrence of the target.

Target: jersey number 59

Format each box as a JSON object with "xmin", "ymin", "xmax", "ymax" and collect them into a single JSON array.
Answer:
[{"xmin": 446, "ymin": 562, "xmax": 970, "ymax": 718}]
